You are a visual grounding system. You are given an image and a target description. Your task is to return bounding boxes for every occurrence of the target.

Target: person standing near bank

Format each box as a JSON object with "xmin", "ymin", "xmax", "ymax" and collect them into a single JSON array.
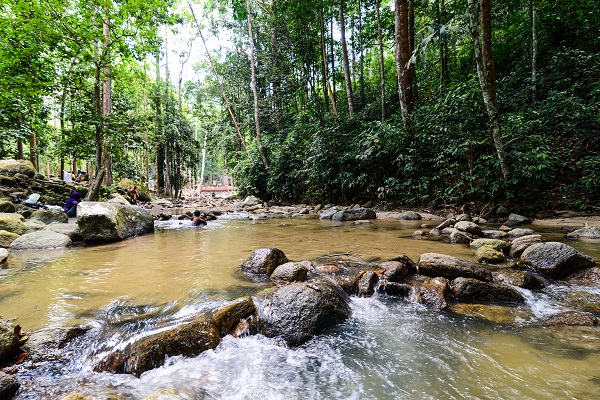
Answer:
[{"xmin": 129, "ymin": 186, "xmax": 138, "ymax": 204}]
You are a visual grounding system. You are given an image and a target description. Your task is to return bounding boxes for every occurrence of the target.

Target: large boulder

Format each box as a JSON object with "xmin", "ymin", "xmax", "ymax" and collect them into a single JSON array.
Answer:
[
  {"xmin": 509, "ymin": 234, "xmax": 543, "ymax": 258},
  {"xmin": 97, "ymin": 319, "xmax": 221, "ymax": 377},
  {"xmin": 29, "ymin": 208, "xmax": 68, "ymax": 224},
  {"xmin": 240, "ymin": 248, "xmax": 289, "ymax": 276},
  {"xmin": 0, "ymin": 213, "xmax": 26, "ymax": 235},
  {"xmin": 450, "ymin": 277, "xmax": 525, "ymax": 303},
  {"xmin": 0, "ymin": 230, "xmax": 19, "ymax": 248},
  {"xmin": 0, "ymin": 159, "xmax": 36, "ymax": 178},
  {"xmin": 319, "ymin": 207, "xmax": 340, "ymax": 220},
  {"xmin": 331, "ymin": 208, "xmax": 376, "ymax": 222},
  {"xmin": 77, "ymin": 202, "xmax": 155, "ymax": 244},
  {"xmin": 9, "ymin": 230, "xmax": 71, "ymax": 250},
  {"xmin": 259, "ymin": 279, "xmax": 351, "ymax": 347},
  {"xmin": 417, "ymin": 253, "xmax": 492, "ymax": 281},
  {"xmin": 518, "ymin": 242, "xmax": 595, "ymax": 278},
  {"xmin": 0, "ymin": 320, "xmax": 19, "ymax": 362}
]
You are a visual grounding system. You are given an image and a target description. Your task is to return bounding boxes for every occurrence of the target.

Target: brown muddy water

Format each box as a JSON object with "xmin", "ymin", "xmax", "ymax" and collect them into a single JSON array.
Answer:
[{"xmin": 2, "ymin": 214, "xmax": 600, "ymax": 399}]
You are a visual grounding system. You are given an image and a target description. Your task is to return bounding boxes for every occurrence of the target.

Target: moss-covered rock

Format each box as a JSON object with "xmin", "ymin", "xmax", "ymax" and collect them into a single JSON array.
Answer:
[
  {"xmin": 0, "ymin": 230, "xmax": 19, "ymax": 248},
  {"xmin": 0, "ymin": 159, "xmax": 36, "ymax": 178},
  {"xmin": 0, "ymin": 213, "xmax": 26, "ymax": 235},
  {"xmin": 77, "ymin": 202, "xmax": 154, "ymax": 244}
]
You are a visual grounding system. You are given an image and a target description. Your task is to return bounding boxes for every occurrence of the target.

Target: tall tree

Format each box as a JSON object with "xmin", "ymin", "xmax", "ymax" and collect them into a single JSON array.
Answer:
[
  {"xmin": 339, "ymin": 0, "xmax": 355, "ymax": 116},
  {"xmin": 468, "ymin": 0, "xmax": 509, "ymax": 180},
  {"xmin": 376, "ymin": 0, "xmax": 386, "ymax": 121}
]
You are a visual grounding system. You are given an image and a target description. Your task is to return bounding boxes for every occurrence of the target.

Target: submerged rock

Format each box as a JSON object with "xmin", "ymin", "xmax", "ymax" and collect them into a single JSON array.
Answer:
[
  {"xmin": 99, "ymin": 319, "xmax": 221, "ymax": 377},
  {"xmin": 240, "ymin": 248, "xmax": 289, "ymax": 276},
  {"xmin": 565, "ymin": 267, "xmax": 600, "ymax": 286},
  {"xmin": 450, "ymin": 277, "xmax": 525, "ymax": 303},
  {"xmin": 417, "ymin": 253, "xmax": 492, "ymax": 281},
  {"xmin": 259, "ymin": 279, "xmax": 351, "ymax": 347},
  {"xmin": 543, "ymin": 311, "xmax": 598, "ymax": 326},
  {"xmin": 449, "ymin": 303, "xmax": 532, "ymax": 325},
  {"xmin": 565, "ymin": 291, "xmax": 600, "ymax": 314},
  {"xmin": 77, "ymin": 202, "xmax": 154, "ymax": 244},
  {"xmin": 518, "ymin": 242, "xmax": 595, "ymax": 278}
]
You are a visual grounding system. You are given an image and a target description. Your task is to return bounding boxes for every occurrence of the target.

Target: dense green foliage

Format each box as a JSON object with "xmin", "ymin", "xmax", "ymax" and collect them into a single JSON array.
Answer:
[{"xmin": 1, "ymin": 0, "xmax": 598, "ymax": 209}]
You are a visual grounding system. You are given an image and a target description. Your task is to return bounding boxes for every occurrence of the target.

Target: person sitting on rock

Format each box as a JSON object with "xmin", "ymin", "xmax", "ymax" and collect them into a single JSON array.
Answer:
[
  {"xmin": 64, "ymin": 191, "xmax": 81, "ymax": 217},
  {"xmin": 192, "ymin": 210, "xmax": 207, "ymax": 226}
]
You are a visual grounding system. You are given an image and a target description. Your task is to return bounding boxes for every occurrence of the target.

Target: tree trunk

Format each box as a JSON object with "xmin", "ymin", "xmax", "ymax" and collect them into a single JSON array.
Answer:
[
  {"xmin": 85, "ymin": 168, "xmax": 105, "ymax": 201},
  {"xmin": 247, "ymin": 0, "xmax": 268, "ymax": 169},
  {"xmin": 468, "ymin": 0, "xmax": 509, "ymax": 180},
  {"xmin": 154, "ymin": 48, "xmax": 165, "ymax": 194},
  {"xmin": 29, "ymin": 132, "xmax": 38, "ymax": 171},
  {"xmin": 394, "ymin": 0, "xmax": 409, "ymax": 126},
  {"xmin": 320, "ymin": 8, "xmax": 338, "ymax": 115},
  {"xmin": 376, "ymin": 0, "xmax": 386, "ymax": 121},
  {"xmin": 16, "ymin": 115, "xmax": 23, "ymax": 159},
  {"xmin": 530, "ymin": 0, "xmax": 537, "ymax": 105},
  {"xmin": 338, "ymin": 0, "xmax": 354, "ymax": 116},
  {"xmin": 101, "ymin": 15, "xmax": 113, "ymax": 186}
]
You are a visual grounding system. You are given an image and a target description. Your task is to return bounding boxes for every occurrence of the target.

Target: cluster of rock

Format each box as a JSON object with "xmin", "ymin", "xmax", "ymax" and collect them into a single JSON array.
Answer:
[{"xmin": 85, "ymin": 232, "xmax": 597, "ymax": 378}]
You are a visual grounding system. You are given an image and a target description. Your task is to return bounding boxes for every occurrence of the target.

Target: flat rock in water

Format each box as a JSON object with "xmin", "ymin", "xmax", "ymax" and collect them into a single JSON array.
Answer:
[
  {"xmin": 475, "ymin": 246, "xmax": 505, "ymax": 263},
  {"xmin": 331, "ymin": 208, "xmax": 376, "ymax": 221},
  {"xmin": 417, "ymin": 253, "xmax": 492, "ymax": 281},
  {"xmin": 9, "ymin": 230, "xmax": 71, "ymax": 250},
  {"xmin": 470, "ymin": 238, "xmax": 509, "ymax": 252},
  {"xmin": 505, "ymin": 213, "xmax": 532, "ymax": 226},
  {"xmin": 492, "ymin": 269, "xmax": 547, "ymax": 290},
  {"xmin": 29, "ymin": 208, "xmax": 68, "ymax": 224},
  {"xmin": 508, "ymin": 228, "xmax": 536, "ymax": 238},
  {"xmin": 319, "ymin": 207, "xmax": 339, "ymax": 220},
  {"xmin": 397, "ymin": 211, "xmax": 422, "ymax": 220},
  {"xmin": 566, "ymin": 226, "xmax": 600, "ymax": 239},
  {"xmin": 25, "ymin": 326, "xmax": 90, "ymax": 364},
  {"xmin": 45, "ymin": 223, "xmax": 82, "ymax": 241},
  {"xmin": 543, "ymin": 311, "xmax": 598, "ymax": 326},
  {"xmin": 481, "ymin": 229, "xmax": 509, "ymax": 239},
  {"xmin": 454, "ymin": 221, "xmax": 482, "ymax": 236},
  {"xmin": 518, "ymin": 242, "xmax": 595, "ymax": 278}
]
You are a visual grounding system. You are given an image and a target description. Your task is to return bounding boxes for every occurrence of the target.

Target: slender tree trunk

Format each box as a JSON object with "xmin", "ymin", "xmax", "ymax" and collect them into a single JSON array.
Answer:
[
  {"xmin": 358, "ymin": 0, "xmax": 364, "ymax": 105},
  {"xmin": 60, "ymin": 85, "xmax": 67, "ymax": 180},
  {"xmin": 330, "ymin": 13, "xmax": 337, "ymax": 104},
  {"xmin": 247, "ymin": 0, "xmax": 268, "ymax": 169},
  {"xmin": 376, "ymin": 0, "xmax": 386, "ymax": 121},
  {"xmin": 16, "ymin": 115, "xmax": 23, "ymax": 159},
  {"xmin": 339, "ymin": 0, "xmax": 354, "ymax": 116},
  {"xmin": 178, "ymin": 40, "xmax": 192, "ymax": 113},
  {"xmin": 155, "ymin": 48, "xmax": 165, "ymax": 194},
  {"xmin": 29, "ymin": 133, "xmax": 38, "ymax": 171},
  {"xmin": 468, "ymin": 0, "xmax": 509, "ymax": 180},
  {"xmin": 394, "ymin": 0, "xmax": 409, "ymax": 126},
  {"xmin": 164, "ymin": 27, "xmax": 171, "ymax": 197},
  {"xmin": 188, "ymin": 1, "xmax": 250, "ymax": 160},
  {"xmin": 320, "ymin": 8, "xmax": 338, "ymax": 115},
  {"xmin": 408, "ymin": 0, "xmax": 416, "ymax": 104},
  {"xmin": 530, "ymin": 0, "xmax": 537, "ymax": 105},
  {"xmin": 269, "ymin": 0, "xmax": 282, "ymax": 132},
  {"xmin": 400, "ymin": 0, "xmax": 413, "ymax": 113},
  {"xmin": 101, "ymin": 14, "xmax": 113, "ymax": 186}
]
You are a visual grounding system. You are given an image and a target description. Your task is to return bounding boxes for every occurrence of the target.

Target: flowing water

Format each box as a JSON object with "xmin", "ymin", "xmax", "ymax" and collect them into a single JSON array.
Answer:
[{"xmin": 2, "ymin": 215, "xmax": 600, "ymax": 399}]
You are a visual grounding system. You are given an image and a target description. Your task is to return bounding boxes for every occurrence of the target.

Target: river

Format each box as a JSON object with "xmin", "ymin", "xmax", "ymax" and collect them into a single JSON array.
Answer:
[{"xmin": 2, "ymin": 215, "xmax": 599, "ymax": 399}]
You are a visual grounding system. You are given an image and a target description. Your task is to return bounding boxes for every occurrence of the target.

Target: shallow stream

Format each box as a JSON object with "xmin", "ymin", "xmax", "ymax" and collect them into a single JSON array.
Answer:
[{"xmin": 2, "ymin": 215, "xmax": 600, "ymax": 399}]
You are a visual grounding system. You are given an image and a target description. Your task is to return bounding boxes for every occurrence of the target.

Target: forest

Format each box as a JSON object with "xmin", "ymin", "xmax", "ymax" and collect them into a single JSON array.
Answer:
[{"xmin": 0, "ymin": 0, "xmax": 598, "ymax": 212}]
